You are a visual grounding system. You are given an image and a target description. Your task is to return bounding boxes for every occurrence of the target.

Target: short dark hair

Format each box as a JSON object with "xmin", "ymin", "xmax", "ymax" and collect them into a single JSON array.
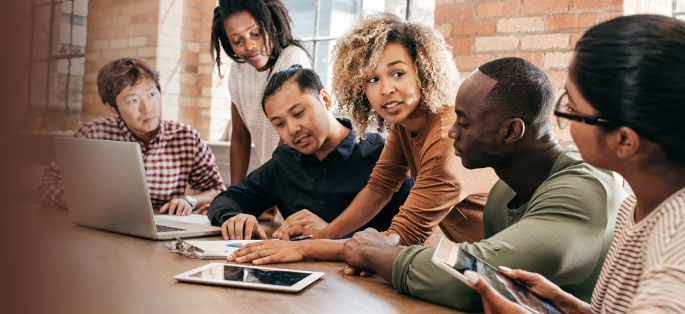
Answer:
[
  {"xmin": 261, "ymin": 65, "xmax": 324, "ymax": 115},
  {"xmin": 478, "ymin": 57, "xmax": 554, "ymax": 135},
  {"xmin": 571, "ymin": 15, "xmax": 685, "ymax": 166},
  {"xmin": 97, "ymin": 57, "xmax": 160, "ymax": 112}
]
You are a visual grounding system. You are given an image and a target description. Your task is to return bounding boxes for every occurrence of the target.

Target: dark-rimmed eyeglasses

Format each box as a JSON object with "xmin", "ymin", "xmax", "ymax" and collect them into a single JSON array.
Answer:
[{"xmin": 553, "ymin": 92, "xmax": 615, "ymax": 129}]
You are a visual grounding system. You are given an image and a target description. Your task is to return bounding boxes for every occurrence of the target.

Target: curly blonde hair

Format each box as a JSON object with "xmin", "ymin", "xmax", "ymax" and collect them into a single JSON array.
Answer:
[{"xmin": 331, "ymin": 12, "xmax": 459, "ymax": 137}]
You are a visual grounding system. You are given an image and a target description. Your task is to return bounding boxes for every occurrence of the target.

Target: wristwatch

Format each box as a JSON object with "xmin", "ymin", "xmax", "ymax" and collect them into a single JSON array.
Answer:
[{"xmin": 183, "ymin": 195, "xmax": 197, "ymax": 210}]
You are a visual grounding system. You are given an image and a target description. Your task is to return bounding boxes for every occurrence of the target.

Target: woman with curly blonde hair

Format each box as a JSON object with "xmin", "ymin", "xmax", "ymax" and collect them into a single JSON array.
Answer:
[{"xmin": 225, "ymin": 13, "xmax": 498, "ymax": 267}]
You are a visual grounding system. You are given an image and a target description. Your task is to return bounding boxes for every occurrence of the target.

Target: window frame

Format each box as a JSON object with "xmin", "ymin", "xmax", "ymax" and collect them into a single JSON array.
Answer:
[{"xmin": 28, "ymin": 0, "xmax": 87, "ymax": 115}]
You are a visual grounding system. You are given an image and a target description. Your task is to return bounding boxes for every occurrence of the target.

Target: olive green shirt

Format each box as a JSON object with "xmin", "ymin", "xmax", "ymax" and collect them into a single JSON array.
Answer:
[{"xmin": 392, "ymin": 147, "xmax": 627, "ymax": 311}]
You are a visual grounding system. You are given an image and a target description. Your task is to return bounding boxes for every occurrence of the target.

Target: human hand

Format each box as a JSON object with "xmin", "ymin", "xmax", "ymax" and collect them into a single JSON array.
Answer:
[
  {"xmin": 338, "ymin": 228, "xmax": 400, "ymax": 273},
  {"xmin": 194, "ymin": 204, "xmax": 210, "ymax": 215},
  {"xmin": 277, "ymin": 225, "xmax": 328, "ymax": 241},
  {"xmin": 272, "ymin": 209, "xmax": 328, "ymax": 239},
  {"xmin": 227, "ymin": 240, "xmax": 309, "ymax": 265},
  {"xmin": 160, "ymin": 198, "xmax": 192, "ymax": 216},
  {"xmin": 221, "ymin": 214, "xmax": 267, "ymax": 240},
  {"xmin": 468, "ymin": 267, "xmax": 590, "ymax": 314}
]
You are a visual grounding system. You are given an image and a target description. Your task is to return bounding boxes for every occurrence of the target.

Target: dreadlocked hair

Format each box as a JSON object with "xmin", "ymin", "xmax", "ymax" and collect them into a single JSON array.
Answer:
[
  {"xmin": 210, "ymin": 0, "xmax": 309, "ymax": 78},
  {"xmin": 331, "ymin": 12, "xmax": 459, "ymax": 138}
]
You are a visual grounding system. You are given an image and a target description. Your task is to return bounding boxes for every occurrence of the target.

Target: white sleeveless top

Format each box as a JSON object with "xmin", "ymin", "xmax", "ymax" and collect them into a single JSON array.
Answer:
[{"xmin": 228, "ymin": 45, "xmax": 311, "ymax": 164}]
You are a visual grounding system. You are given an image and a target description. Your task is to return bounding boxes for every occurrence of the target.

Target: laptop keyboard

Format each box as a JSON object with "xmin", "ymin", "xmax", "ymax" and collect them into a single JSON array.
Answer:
[{"xmin": 156, "ymin": 225, "xmax": 186, "ymax": 232}]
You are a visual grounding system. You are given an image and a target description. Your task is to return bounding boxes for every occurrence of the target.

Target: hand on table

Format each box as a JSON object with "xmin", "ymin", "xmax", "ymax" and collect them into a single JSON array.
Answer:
[
  {"xmin": 160, "ymin": 198, "xmax": 192, "ymax": 216},
  {"xmin": 338, "ymin": 228, "xmax": 400, "ymax": 277},
  {"xmin": 227, "ymin": 240, "xmax": 310, "ymax": 265},
  {"xmin": 467, "ymin": 267, "xmax": 590, "ymax": 314},
  {"xmin": 221, "ymin": 214, "xmax": 268, "ymax": 240},
  {"xmin": 193, "ymin": 204, "xmax": 210, "ymax": 215},
  {"xmin": 272, "ymin": 209, "xmax": 328, "ymax": 239}
]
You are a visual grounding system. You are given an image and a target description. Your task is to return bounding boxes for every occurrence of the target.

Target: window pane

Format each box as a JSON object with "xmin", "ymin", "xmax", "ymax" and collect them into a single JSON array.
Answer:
[
  {"xmin": 52, "ymin": 3, "xmax": 72, "ymax": 56},
  {"xmin": 283, "ymin": 0, "xmax": 316, "ymax": 39},
  {"xmin": 410, "ymin": 0, "xmax": 435, "ymax": 26},
  {"xmin": 32, "ymin": 4, "xmax": 51, "ymax": 60},
  {"xmin": 314, "ymin": 40, "xmax": 337, "ymax": 90},
  {"xmin": 363, "ymin": 0, "xmax": 408, "ymax": 19},
  {"xmin": 303, "ymin": 41, "xmax": 314, "ymax": 57},
  {"xmin": 317, "ymin": 0, "xmax": 360, "ymax": 37},
  {"xmin": 676, "ymin": 0, "xmax": 685, "ymax": 13},
  {"xmin": 68, "ymin": 57, "xmax": 85, "ymax": 113},
  {"xmin": 30, "ymin": 62, "xmax": 49, "ymax": 106},
  {"xmin": 48, "ymin": 59, "xmax": 69, "ymax": 111}
]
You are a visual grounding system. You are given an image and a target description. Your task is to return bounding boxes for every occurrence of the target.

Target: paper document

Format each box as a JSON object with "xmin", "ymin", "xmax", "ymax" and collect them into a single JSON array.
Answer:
[
  {"xmin": 157, "ymin": 214, "xmax": 212, "ymax": 225},
  {"xmin": 185, "ymin": 240, "xmax": 262, "ymax": 256}
]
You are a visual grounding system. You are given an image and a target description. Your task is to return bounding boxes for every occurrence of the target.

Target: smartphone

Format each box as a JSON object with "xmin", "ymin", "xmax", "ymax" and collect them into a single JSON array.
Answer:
[{"xmin": 431, "ymin": 238, "xmax": 567, "ymax": 314}]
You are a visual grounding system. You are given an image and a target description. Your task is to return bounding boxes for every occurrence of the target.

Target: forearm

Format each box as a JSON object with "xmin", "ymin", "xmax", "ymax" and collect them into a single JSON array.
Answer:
[
  {"xmin": 304, "ymin": 240, "xmax": 346, "ymax": 261},
  {"xmin": 230, "ymin": 138, "xmax": 251, "ymax": 185},
  {"xmin": 363, "ymin": 246, "xmax": 404, "ymax": 285},
  {"xmin": 323, "ymin": 187, "xmax": 391, "ymax": 238},
  {"xmin": 192, "ymin": 189, "xmax": 219, "ymax": 209}
]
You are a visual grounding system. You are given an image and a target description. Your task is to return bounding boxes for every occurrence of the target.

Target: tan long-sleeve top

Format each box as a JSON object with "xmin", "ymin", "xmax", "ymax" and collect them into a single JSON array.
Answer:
[{"xmin": 369, "ymin": 108, "xmax": 498, "ymax": 245}]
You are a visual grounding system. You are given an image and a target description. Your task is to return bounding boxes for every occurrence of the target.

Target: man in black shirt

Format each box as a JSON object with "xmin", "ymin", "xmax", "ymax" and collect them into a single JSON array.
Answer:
[{"xmin": 208, "ymin": 66, "xmax": 413, "ymax": 241}]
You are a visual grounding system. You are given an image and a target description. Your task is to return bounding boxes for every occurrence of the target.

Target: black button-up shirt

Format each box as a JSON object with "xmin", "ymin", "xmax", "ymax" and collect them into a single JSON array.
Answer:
[{"xmin": 208, "ymin": 125, "xmax": 413, "ymax": 231}]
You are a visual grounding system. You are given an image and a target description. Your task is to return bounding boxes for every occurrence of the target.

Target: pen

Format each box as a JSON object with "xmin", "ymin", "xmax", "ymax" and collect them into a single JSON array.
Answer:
[{"xmin": 289, "ymin": 234, "xmax": 313, "ymax": 241}]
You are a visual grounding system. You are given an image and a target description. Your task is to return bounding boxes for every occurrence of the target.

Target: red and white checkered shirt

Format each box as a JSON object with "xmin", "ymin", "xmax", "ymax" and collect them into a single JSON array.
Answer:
[{"xmin": 36, "ymin": 116, "xmax": 226, "ymax": 208}]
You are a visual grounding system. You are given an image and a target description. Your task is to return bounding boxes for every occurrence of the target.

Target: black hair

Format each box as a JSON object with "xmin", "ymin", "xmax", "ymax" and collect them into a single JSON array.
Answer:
[
  {"xmin": 571, "ymin": 15, "xmax": 685, "ymax": 165},
  {"xmin": 478, "ymin": 57, "xmax": 554, "ymax": 136},
  {"xmin": 262, "ymin": 65, "xmax": 325, "ymax": 115},
  {"xmin": 210, "ymin": 0, "xmax": 309, "ymax": 78}
]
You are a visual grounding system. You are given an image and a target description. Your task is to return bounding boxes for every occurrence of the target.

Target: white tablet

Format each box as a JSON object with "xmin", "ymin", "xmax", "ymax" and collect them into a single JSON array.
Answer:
[
  {"xmin": 174, "ymin": 263, "xmax": 324, "ymax": 293},
  {"xmin": 431, "ymin": 238, "xmax": 566, "ymax": 314}
]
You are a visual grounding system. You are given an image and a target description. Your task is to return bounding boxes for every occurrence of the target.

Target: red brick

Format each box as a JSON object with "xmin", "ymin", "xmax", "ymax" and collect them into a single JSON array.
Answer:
[
  {"xmin": 454, "ymin": 54, "xmax": 495, "ymax": 69},
  {"xmin": 573, "ymin": 0, "xmax": 622, "ymax": 11},
  {"xmin": 111, "ymin": 16, "xmax": 133, "ymax": 27},
  {"xmin": 546, "ymin": 13, "xmax": 596, "ymax": 30},
  {"xmin": 197, "ymin": 75, "xmax": 212, "ymax": 86},
  {"xmin": 447, "ymin": 39, "xmax": 474, "ymax": 53},
  {"xmin": 477, "ymin": 1, "xmax": 520, "ymax": 17},
  {"xmin": 182, "ymin": 107, "xmax": 201, "ymax": 118},
  {"xmin": 178, "ymin": 118, "xmax": 196, "ymax": 128},
  {"xmin": 599, "ymin": 11, "xmax": 623, "ymax": 23},
  {"xmin": 570, "ymin": 32, "xmax": 585, "ymax": 48},
  {"xmin": 185, "ymin": 65, "xmax": 198, "ymax": 73},
  {"xmin": 496, "ymin": 53, "xmax": 544, "ymax": 68},
  {"xmin": 100, "ymin": 50, "xmax": 118, "ymax": 60},
  {"xmin": 182, "ymin": 85, "xmax": 201, "ymax": 96},
  {"xmin": 201, "ymin": 9, "xmax": 215, "ymax": 19},
  {"xmin": 196, "ymin": 118, "xmax": 211, "ymax": 130},
  {"xmin": 452, "ymin": 20, "xmax": 495, "ymax": 36},
  {"xmin": 435, "ymin": 5, "xmax": 475, "ymax": 22},
  {"xmin": 181, "ymin": 51, "xmax": 198, "ymax": 63},
  {"xmin": 522, "ymin": 0, "xmax": 571, "ymax": 14},
  {"xmin": 545, "ymin": 69, "xmax": 566, "ymax": 86}
]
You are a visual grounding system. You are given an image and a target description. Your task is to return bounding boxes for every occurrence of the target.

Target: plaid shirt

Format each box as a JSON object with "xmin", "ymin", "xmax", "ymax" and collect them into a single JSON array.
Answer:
[{"xmin": 37, "ymin": 116, "xmax": 226, "ymax": 208}]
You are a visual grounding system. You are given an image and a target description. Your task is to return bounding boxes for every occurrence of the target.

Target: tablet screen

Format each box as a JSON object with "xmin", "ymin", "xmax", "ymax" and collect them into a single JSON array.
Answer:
[{"xmin": 189, "ymin": 264, "xmax": 310, "ymax": 287}]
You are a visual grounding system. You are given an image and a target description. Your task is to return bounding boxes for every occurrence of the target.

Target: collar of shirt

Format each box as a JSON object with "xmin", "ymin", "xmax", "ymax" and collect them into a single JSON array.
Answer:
[{"xmin": 116, "ymin": 117, "xmax": 167, "ymax": 153}]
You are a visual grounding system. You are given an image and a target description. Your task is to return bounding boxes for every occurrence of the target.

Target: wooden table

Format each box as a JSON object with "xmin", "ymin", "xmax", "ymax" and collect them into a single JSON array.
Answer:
[{"xmin": 0, "ymin": 204, "xmax": 464, "ymax": 314}]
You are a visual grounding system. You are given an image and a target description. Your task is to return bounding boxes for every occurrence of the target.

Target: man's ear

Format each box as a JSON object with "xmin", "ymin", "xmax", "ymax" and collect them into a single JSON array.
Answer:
[
  {"xmin": 107, "ymin": 104, "xmax": 119, "ymax": 118},
  {"xmin": 614, "ymin": 127, "xmax": 641, "ymax": 159},
  {"xmin": 502, "ymin": 118, "xmax": 525, "ymax": 144},
  {"xmin": 319, "ymin": 89, "xmax": 332, "ymax": 110}
]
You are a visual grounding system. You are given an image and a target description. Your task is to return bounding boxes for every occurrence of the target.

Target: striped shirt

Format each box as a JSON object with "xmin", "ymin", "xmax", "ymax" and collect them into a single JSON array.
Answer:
[
  {"xmin": 228, "ymin": 45, "xmax": 311, "ymax": 165},
  {"xmin": 36, "ymin": 116, "xmax": 226, "ymax": 208},
  {"xmin": 591, "ymin": 187, "xmax": 685, "ymax": 313}
]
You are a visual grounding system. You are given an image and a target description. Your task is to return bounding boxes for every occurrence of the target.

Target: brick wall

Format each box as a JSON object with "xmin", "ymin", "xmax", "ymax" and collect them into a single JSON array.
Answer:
[
  {"xmin": 434, "ymin": 0, "xmax": 625, "ymax": 146},
  {"xmin": 82, "ymin": 0, "xmax": 231, "ymax": 140}
]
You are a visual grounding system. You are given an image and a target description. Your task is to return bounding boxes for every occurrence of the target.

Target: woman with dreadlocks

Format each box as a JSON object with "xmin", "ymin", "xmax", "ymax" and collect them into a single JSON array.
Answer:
[{"xmin": 210, "ymin": 0, "xmax": 311, "ymax": 185}]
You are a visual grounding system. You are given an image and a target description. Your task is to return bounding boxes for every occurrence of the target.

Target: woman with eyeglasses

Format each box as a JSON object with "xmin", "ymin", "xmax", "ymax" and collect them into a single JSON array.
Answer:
[{"xmin": 465, "ymin": 15, "xmax": 685, "ymax": 314}]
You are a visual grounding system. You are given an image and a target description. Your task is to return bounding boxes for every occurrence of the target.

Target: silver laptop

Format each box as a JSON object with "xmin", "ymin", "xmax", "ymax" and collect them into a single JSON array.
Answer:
[{"xmin": 53, "ymin": 137, "xmax": 221, "ymax": 240}]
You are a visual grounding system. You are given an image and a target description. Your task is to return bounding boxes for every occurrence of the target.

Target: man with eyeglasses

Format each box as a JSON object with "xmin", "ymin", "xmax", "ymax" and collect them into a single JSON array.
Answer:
[{"xmin": 337, "ymin": 57, "xmax": 628, "ymax": 312}]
